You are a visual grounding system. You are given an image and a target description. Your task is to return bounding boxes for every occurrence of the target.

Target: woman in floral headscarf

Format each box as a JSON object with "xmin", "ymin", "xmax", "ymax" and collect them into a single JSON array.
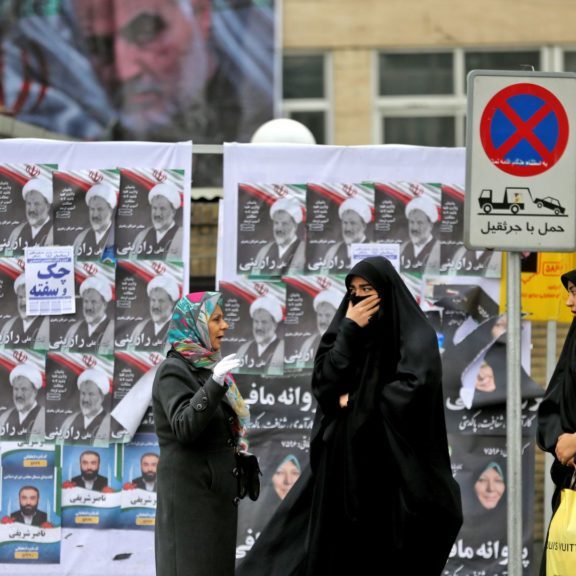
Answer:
[{"xmin": 152, "ymin": 292, "xmax": 248, "ymax": 576}]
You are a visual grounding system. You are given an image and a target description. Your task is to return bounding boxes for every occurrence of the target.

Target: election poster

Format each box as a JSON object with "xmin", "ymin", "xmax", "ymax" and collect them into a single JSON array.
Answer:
[{"xmin": 61, "ymin": 444, "xmax": 121, "ymax": 530}]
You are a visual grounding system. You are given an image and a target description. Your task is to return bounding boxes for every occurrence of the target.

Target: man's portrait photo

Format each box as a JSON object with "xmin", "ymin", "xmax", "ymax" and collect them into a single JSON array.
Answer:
[
  {"xmin": 132, "ymin": 183, "xmax": 183, "ymax": 260},
  {"xmin": 400, "ymin": 195, "xmax": 441, "ymax": 273},
  {"xmin": 237, "ymin": 296, "xmax": 284, "ymax": 375},
  {"xmin": 64, "ymin": 275, "xmax": 114, "ymax": 353},
  {"xmin": 10, "ymin": 485, "xmax": 48, "ymax": 527},
  {"xmin": 0, "ymin": 273, "xmax": 50, "ymax": 349},
  {"xmin": 129, "ymin": 274, "xmax": 179, "ymax": 350},
  {"xmin": 71, "ymin": 0, "xmax": 273, "ymax": 183},
  {"xmin": 0, "ymin": 362, "xmax": 44, "ymax": 440},
  {"xmin": 131, "ymin": 452, "xmax": 159, "ymax": 492},
  {"xmin": 70, "ymin": 450, "xmax": 109, "ymax": 492},
  {"xmin": 253, "ymin": 197, "xmax": 305, "ymax": 277},
  {"xmin": 7, "ymin": 178, "xmax": 53, "ymax": 254},
  {"xmin": 296, "ymin": 289, "xmax": 340, "ymax": 370},
  {"xmin": 73, "ymin": 182, "xmax": 117, "ymax": 260},
  {"xmin": 323, "ymin": 196, "xmax": 372, "ymax": 271},
  {"xmin": 59, "ymin": 367, "xmax": 111, "ymax": 444}
]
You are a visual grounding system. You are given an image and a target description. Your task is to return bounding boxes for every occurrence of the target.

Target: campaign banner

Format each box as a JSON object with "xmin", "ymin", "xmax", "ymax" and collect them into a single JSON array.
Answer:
[
  {"xmin": 1, "ymin": 442, "xmax": 56, "ymax": 474},
  {"xmin": 282, "ymin": 275, "xmax": 345, "ymax": 373},
  {"xmin": 53, "ymin": 169, "xmax": 119, "ymax": 262},
  {"xmin": 0, "ymin": 259, "xmax": 50, "ymax": 352},
  {"xmin": 446, "ymin": 434, "xmax": 535, "ymax": 575},
  {"xmin": 219, "ymin": 280, "xmax": 286, "ymax": 375},
  {"xmin": 235, "ymin": 372, "xmax": 315, "ymax": 556},
  {"xmin": 48, "ymin": 261, "xmax": 115, "ymax": 355},
  {"xmin": 373, "ymin": 182, "xmax": 441, "ymax": 274},
  {"xmin": 114, "ymin": 260, "xmax": 183, "ymax": 352},
  {"xmin": 0, "ymin": 471, "xmax": 60, "ymax": 563},
  {"xmin": 0, "ymin": 349, "xmax": 46, "ymax": 442},
  {"xmin": 0, "ymin": 164, "xmax": 56, "ymax": 258},
  {"xmin": 45, "ymin": 352, "xmax": 114, "ymax": 446},
  {"xmin": 118, "ymin": 433, "xmax": 159, "ymax": 530},
  {"xmin": 61, "ymin": 444, "xmax": 121, "ymax": 529},
  {"xmin": 115, "ymin": 168, "xmax": 184, "ymax": 261},
  {"xmin": 439, "ymin": 184, "xmax": 502, "ymax": 277},
  {"xmin": 237, "ymin": 183, "xmax": 306, "ymax": 278},
  {"xmin": 306, "ymin": 183, "xmax": 374, "ymax": 274}
]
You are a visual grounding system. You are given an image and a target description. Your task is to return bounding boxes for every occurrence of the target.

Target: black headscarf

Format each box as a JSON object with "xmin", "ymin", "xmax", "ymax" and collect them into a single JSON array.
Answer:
[{"xmin": 537, "ymin": 268, "xmax": 576, "ymax": 490}]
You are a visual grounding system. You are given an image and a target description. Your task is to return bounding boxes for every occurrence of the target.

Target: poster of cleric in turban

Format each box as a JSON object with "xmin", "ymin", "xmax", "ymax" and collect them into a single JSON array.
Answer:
[
  {"xmin": 282, "ymin": 275, "xmax": 346, "ymax": 373},
  {"xmin": 115, "ymin": 168, "xmax": 184, "ymax": 261},
  {"xmin": 0, "ymin": 349, "xmax": 46, "ymax": 441},
  {"xmin": 49, "ymin": 261, "xmax": 115, "ymax": 355},
  {"xmin": 0, "ymin": 258, "xmax": 50, "ymax": 351},
  {"xmin": 306, "ymin": 183, "xmax": 374, "ymax": 274},
  {"xmin": 439, "ymin": 184, "xmax": 502, "ymax": 277},
  {"xmin": 445, "ymin": 434, "xmax": 535, "ymax": 575},
  {"xmin": 236, "ymin": 184, "xmax": 306, "ymax": 278},
  {"xmin": 115, "ymin": 261, "xmax": 183, "ymax": 352},
  {"xmin": 0, "ymin": 164, "xmax": 55, "ymax": 258},
  {"xmin": 373, "ymin": 182, "xmax": 441, "ymax": 275},
  {"xmin": 219, "ymin": 280, "xmax": 285, "ymax": 376},
  {"xmin": 45, "ymin": 352, "xmax": 113, "ymax": 446},
  {"xmin": 53, "ymin": 169, "xmax": 119, "ymax": 262}
]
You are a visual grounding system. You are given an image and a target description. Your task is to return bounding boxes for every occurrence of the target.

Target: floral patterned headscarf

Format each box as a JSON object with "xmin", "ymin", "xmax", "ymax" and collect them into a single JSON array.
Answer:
[{"xmin": 166, "ymin": 291, "xmax": 250, "ymax": 445}]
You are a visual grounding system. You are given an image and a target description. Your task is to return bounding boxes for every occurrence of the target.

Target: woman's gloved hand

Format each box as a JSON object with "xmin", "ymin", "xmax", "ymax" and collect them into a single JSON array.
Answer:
[{"xmin": 212, "ymin": 354, "xmax": 241, "ymax": 385}]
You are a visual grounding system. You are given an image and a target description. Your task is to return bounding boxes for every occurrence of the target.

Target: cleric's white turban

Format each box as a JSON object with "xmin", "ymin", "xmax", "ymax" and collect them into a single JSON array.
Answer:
[
  {"xmin": 338, "ymin": 197, "xmax": 371, "ymax": 224},
  {"xmin": 80, "ymin": 275, "xmax": 113, "ymax": 303},
  {"xmin": 249, "ymin": 296, "xmax": 283, "ymax": 323},
  {"xmin": 77, "ymin": 368, "xmax": 110, "ymax": 395},
  {"xmin": 313, "ymin": 289, "xmax": 341, "ymax": 312},
  {"xmin": 405, "ymin": 195, "xmax": 439, "ymax": 224},
  {"xmin": 148, "ymin": 183, "xmax": 180, "ymax": 210},
  {"xmin": 147, "ymin": 274, "xmax": 180, "ymax": 303},
  {"xmin": 270, "ymin": 197, "xmax": 303, "ymax": 225},
  {"xmin": 10, "ymin": 363, "xmax": 43, "ymax": 390},
  {"xmin": 22, "ymin": 178, "xmax": 52, "ymax": 205},
  {"xmin": 86, "ymin": 183, "xmax": 117, "ymax": 209},
  {"xmin": 13, "ymin": 273, "xmax": 26, "ymax": 293}
]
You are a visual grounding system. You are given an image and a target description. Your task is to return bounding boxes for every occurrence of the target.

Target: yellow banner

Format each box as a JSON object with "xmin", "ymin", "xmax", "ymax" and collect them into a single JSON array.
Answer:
[{"xmin": 500, "ymin": 253, "xmax": 576, "ymax": 322}]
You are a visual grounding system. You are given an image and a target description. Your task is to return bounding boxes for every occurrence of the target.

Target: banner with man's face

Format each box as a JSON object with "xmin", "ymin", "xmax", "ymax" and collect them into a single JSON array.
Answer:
[{"xmin": 0, "ymin": 1, "xmax": 275, "ymax": 185}]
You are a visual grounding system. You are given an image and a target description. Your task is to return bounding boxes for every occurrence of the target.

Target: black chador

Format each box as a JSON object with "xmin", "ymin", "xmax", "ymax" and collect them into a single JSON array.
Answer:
[{"xmin": 237, "ymin": 256, "xmax": 463, "ymax": 576}]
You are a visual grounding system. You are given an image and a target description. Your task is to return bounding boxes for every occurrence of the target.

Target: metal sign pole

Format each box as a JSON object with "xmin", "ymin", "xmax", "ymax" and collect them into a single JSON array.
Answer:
[{"xmin": 506, "ymin": 251, "xmax": 522, "ymax": 576}]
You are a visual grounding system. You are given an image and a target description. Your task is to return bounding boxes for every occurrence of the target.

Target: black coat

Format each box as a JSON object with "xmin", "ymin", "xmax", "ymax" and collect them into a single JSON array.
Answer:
[
  {"xmin": 10, "ymin": 509, "xmax": 48, "ymax": 526},
  {"xmin": 237, "ymin": 256, "xmax": 462, "ymax": 576},
  {"xmin": 537, "ymin": 269, "xmax": 576, "ymax": 575},
  {"xmin": 153, "ymin": 351, "xmax": 239, "ymax": 576}
]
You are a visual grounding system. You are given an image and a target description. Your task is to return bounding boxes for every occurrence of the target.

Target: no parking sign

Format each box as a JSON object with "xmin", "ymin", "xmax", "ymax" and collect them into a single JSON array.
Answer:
[{"xmin": 465, "ymin": 70, "xmax": 576, "ymax": 251}]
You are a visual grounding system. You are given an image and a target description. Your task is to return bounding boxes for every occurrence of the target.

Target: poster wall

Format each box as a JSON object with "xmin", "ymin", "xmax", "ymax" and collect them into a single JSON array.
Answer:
[
  {"xmin": 220, "ymin": 144, "xmax": 542, "ymax": 575},
  {"xmin": 0, "ymin": 139, "xmax": 190, "ymax": 575}
]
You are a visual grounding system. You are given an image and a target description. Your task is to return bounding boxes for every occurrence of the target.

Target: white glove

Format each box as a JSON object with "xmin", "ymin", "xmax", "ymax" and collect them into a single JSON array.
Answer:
[{"xmin": 213, "ymin": 354, "xmax": 241, "ymax": 385}]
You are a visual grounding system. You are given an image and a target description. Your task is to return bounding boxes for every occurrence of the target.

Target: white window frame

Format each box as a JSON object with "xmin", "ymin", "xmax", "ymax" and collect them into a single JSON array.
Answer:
[{"xmin": 281, "ymin": 51, "xmax": 333, "ymax": 144}]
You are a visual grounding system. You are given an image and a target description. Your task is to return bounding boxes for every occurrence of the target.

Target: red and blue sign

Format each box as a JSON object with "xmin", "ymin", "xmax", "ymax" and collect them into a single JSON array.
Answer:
[{"xmin": 480, "ymin": 83, "xmax": 569, "ymax": 176}]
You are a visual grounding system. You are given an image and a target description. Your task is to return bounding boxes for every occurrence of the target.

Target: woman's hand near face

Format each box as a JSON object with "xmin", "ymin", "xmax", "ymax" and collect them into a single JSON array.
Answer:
[
  {"xmin": 339, "ymin": 393, "xmax": 349, "ymax": 408},
  {"xmin": 346, "ymin": 294, "xmax": 380, "ymax": 328},
  {"xmin": 555, "ymin": 432, "xmax": 576, "ymax": 466}
]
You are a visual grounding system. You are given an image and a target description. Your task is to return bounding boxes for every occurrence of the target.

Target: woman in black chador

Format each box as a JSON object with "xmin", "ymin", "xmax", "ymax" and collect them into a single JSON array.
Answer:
[
  {"xmin": 237, "ymin": 256, "xmax": 462, "ymax": 576},
  {"xmin": 537, "ymin": 268, "xmax": 576, "ymax": 575}
]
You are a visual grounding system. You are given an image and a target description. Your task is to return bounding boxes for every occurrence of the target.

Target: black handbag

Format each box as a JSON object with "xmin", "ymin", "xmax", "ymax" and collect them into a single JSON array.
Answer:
[{"xmin": 234, "ymin": 451, "xmax": 261, "ymax": 501}]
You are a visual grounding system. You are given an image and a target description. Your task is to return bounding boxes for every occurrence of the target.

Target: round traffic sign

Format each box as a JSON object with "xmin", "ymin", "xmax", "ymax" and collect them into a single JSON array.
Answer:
[{"xmin": 479, "ymin": 83, "xmax": 569, "ymax": 176}]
